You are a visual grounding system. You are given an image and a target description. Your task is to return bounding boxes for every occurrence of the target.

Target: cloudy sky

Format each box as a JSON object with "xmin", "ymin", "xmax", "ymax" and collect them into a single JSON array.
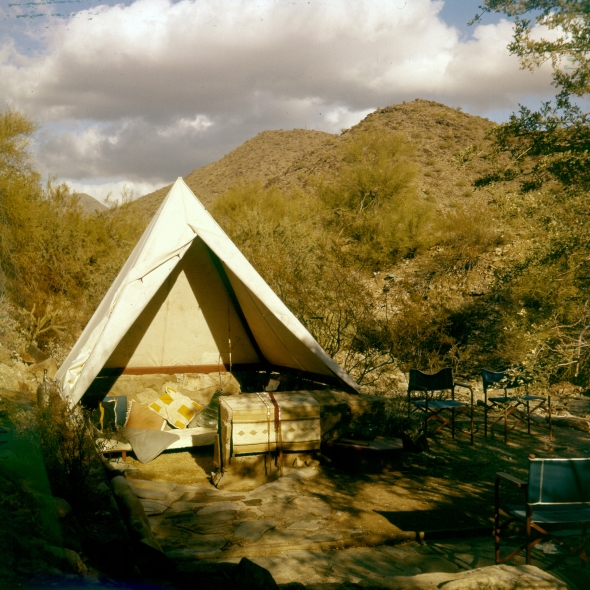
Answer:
[{"xmin": 1, "ymin": 0, "xmax": 557, "ymax": 202}]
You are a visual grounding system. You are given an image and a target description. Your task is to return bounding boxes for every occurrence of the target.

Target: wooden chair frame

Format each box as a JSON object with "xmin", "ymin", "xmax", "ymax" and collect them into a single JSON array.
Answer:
[
  {"xmin": 408, "ymin": 368, "xmax": 474, "ymax": 445},
  {"xmin": 482, "ymin": 369, "xmax": 552, "ymax": 443},
  {"xmin": 495, "ymin": 457, "xmax": 590, "ymax": 569}
]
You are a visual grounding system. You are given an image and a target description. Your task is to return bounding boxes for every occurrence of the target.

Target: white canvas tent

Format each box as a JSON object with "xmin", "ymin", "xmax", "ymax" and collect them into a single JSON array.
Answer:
[{"xmin": 57, "ymin": 178, "xmax": 359, "ymax": 405}]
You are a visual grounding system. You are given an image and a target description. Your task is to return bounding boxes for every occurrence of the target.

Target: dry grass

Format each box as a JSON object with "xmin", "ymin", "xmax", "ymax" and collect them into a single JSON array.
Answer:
[{"xmin": 126, "ymin": 447, "xmax": 213, "ymax": 485}]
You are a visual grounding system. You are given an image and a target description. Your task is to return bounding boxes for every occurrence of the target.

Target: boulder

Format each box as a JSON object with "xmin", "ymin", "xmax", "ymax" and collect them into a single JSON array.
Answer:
[
  {"xmin": 309, "ymin": 390, "xmax": 388, "ymax": 441},
  {"xmin": 42, "ymin": 545, "xmax": 88, "ymax": 575},
  {"xmin": 28, "ymin": 358, "xmax": 58, "ymax": 381},
  {"xmin": 233, "ymin": 557, "xmax": 279, "ymax": 590},
  {"xmin": 551, "ymin": 415, "xmax": 590, "ymax": 432},
  {"xmin": 378, "ymin": 564, "xmax": 567, "ymax": 589},
  {"xmin": 23, "ymin": 343, "xmax": 49, "ymax": 364},
  {"xmin": 110, "ymin": 475, "xmax": 163, "ymax": 552}
]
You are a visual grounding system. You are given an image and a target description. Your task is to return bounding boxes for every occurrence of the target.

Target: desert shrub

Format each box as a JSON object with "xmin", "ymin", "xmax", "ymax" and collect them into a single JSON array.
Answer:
[
  {"xmin": 211, "ymin": 181, "xmax": 324, "ymax": 300},
  {"xmin": 0, "ymin": 109, "xmax": 146, "ymax": 351},
  {"xmin": 386, "ymin": 297, "xmax": 459, "ymax": 372},
  {"xmin": 459, "ymin": 185, "xmax": 590, "ymax": 386},
  {"xmin": 431, "ymin": 201, "xmax": 505, "ymax": 272},
  {"xmin": 213, "ymin": 182, "xmax": 401, "ymax": 386},
  {"xmin": 11, "ymin": 385, "xmax": 99, "ymax": 502},
  {"xmin": 315, "ymin": 130, "xmax": 432, "ymax": 267}
]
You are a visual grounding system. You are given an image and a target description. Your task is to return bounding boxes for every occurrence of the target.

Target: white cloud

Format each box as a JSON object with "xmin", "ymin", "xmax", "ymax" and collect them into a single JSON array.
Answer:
[
  {"xmin": 66, "ymin": 179, "xmax": 163, "ymax": 205},
  {"xmin": 0, "ymin": 0, "xmax": 556, "ymax": 192}
]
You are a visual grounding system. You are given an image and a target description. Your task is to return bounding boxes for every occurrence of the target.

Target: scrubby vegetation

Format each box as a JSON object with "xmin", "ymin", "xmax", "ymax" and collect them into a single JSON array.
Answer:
[{"xmin": 0, "ymin": 109, "xmax": 147, "ymax": 355}]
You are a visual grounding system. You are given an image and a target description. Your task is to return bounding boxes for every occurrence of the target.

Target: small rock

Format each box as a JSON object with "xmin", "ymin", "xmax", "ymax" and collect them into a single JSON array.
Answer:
[
  {"xmin": 52, "ymin": 497, "xmax": 72, "ymax": 519},
  {"xmin": 25, "ymin": 343, "xmax": 49, "ymax": 364}
]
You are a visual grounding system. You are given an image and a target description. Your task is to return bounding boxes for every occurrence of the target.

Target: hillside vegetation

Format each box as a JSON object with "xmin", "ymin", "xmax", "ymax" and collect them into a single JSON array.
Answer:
[{"xmin": 1, "ymin": 98, "xmax": 588, "ymax": 393}]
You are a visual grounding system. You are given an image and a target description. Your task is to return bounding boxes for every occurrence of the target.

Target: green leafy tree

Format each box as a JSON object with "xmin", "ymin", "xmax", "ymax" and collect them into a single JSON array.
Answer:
[
  {"xmin": 474, "ymin": 1, "xmax": 590, "ymax": 190},
  {"xmin": 474, "ymin": 1, "xmax": 589, "ymax": 97}
]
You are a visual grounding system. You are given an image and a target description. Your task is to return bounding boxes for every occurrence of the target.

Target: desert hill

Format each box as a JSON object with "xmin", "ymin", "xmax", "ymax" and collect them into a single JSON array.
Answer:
[
  {"xmin": 133, "ymin": 100, "xmax": 497, "ymax": 216},
  {"xmin": 135, "ymin": 128, "xmax": 337, "ymax": 218},
  {"xmin": 74, "ymin": 192, "xmax": 107, "ymax": 214}
]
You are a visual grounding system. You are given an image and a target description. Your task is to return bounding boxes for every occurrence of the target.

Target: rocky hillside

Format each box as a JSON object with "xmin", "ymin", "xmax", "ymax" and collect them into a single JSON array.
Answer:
[
  {"xmin": 135, "ymin": 128, "xmax": 337, "ymax": 218},
  {"xmin": 133, "ymin": 100, "xmax": 497, "ymax": 216},
  {"xmin": 74, "ymin": 192, "xmax": 108, "ymax": 214}
]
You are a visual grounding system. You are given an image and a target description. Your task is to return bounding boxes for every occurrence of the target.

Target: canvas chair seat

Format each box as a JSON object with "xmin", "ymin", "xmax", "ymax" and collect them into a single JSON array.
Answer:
[
  {"xmin": 503, "ymin": 502, "xmax": 590, "ymax": 524},
  {"xmin": 413, "ymin": 399, "xmax": 467, "ymax": 410}
]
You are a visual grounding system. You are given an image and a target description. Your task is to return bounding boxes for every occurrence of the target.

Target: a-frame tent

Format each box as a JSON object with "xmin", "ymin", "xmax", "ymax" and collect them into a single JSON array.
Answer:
[{"xmin": 56, "ymin": 178, "xmax": 359, "ymax": 405}]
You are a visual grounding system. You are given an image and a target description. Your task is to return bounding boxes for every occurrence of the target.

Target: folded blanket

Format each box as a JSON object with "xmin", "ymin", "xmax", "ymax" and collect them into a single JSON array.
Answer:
[{"xmin": 148, "ymin": 387, "xmax": 203, "ymax": 429}]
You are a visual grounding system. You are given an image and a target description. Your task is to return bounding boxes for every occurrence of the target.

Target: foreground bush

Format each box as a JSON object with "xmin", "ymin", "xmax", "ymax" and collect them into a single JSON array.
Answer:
[{"xmin": 0, "ymin": 109, "xmax": 147, "ymax": 353}]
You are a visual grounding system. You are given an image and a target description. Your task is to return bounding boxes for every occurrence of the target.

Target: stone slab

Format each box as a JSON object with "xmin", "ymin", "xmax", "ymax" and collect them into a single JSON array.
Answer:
[
  {"xmin": 197, "ymin": 502, "xmax": 243, "ymax": 515},
  {"xmin": 129, "ymin": 479, "xmax": 178, "ymax": 491},
  {"xmin": 233, "ymin": 520, "xmax": 279, "ymax": 543},
  {"xmin": 377, "ymin": 564, "xmax": 568, "ymax": 589},
  {"xmin": 291, "ymin": 496, "xmax": 332, "ymax": 519},
  {"xmin": 168, "ymin": 501, "xmax": 206, "ymax": 513},
  {"xmin": 140, "ymin": 499, "xmax": 170, "ymax": 516}
]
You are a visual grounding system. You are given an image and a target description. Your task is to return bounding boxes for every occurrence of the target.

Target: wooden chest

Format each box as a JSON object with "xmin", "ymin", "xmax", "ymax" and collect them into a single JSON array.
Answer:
[{"xmin": 218, "ymin": 392, "xmax": 321, "ymax": 462}]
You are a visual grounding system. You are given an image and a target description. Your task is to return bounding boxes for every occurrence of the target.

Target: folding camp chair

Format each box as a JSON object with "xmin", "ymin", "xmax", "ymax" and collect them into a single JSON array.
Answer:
[
  {"xmin": 408, "ymin": 368, "xmax": 474, "ymax": 444},
  {"xmin": 495, "ymin": 457, "xmax": 590, "ymax": 569},
  {"xmin": 482, "ymin": 369, "xmax": 552, "ymax": 443}
]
